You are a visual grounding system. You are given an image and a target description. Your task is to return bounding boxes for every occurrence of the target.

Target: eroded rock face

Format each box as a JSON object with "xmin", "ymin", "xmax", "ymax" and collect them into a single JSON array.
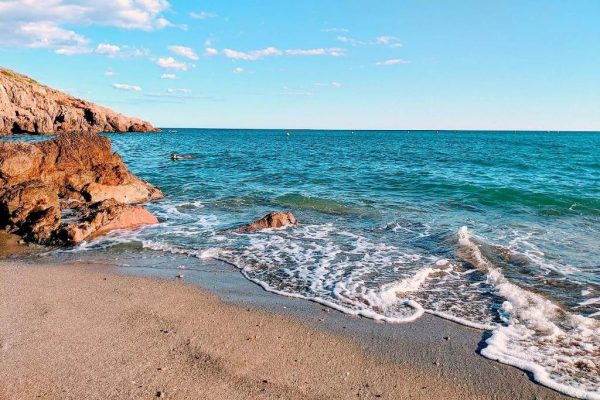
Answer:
[
  {"xmin": 0, "ymin": 132, "xmax": 162, "ymax": 244},
  {"xmin": 0, "ymin": 181, "xmax": 60, "ymax": 242},
  {"xmin": 237, "ymin": 211, "xmax": 298, "ymax": 232},
  {"xmin": 0, "ymin": 131, "xmax": 163, "ymax": 203},
  {"xmin": 59, "ymin": 199, "xmax": 158, "ymax": 244},
  {"xmin": 0, "ymin": 68, "xmax": 157, "ymax": 135}
]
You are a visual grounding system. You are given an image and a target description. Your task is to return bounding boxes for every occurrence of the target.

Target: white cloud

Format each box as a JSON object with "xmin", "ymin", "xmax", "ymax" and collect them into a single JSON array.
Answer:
[
  {"xmin": 337, "ymin": 36, "xmax": 366, "ymax": 46},
  {"xmin": 54, "ymin": 45, "xmax": 91, "ymax": 55},
  {"xmin": 314, "ymin": 81, "xmax": 342, "ymax": 88},
  {"xmin": 167, "ymin": 88, "xmax": 191, "ymax": 94},
  {"xmin": 285, "ymin": 48, "xmax": 346, "ymax": 56},
  {"xmin": 126, "ymin": 47, "xmax": 149, "ymax": 58},
  {"xmin": 161, "ymin": 73, "xmax": 176, "ymax": 79},
  {"xmin": 233, "ymin": 67, "xmax": 244, "ymax": 74},
  {"xmin": 281, "ymin": 91, "xmax": 314, "ymax": 97},
  {"xmin": 338, "ymin": 35, "xmax": 402, "ymax": 48},
  {"xmin": 104, "ymin": 69, "xmax": 115, "ymax": 76},
  {"xmin": 0, "ymin": 0, "xmax": 173, "ymax": 49},
  {"xmin": 204, "ymin": 47, "xmax": 218, "ymax": 57},
  {"xmin": 12, "ymin": 21, "xmax": 89, "ymax": 52},
  {"xmin": 375, "ymin": 36, "xmax": 403, "ymax": 48},
  {"xmin": 321, "ymin": 28, "xmax": 349, "ymax": 33},
  {"xmin": 222, "ymin": 47, "xmax": 283, "ymax": 61},
  {"xmin": 156, "ymin": 56, "xmax": 191, "ymax": 71},
  {"xmin": 95, "ymin": 43, "xmax": 120, "ymax": 57},
  {"xmin": 155, "ymin": 17, "xmax": 173, "ymax": 29},
  {"xmin": 168, "ymin": 45, "xmax": 198, "ymax": 60},
  {"xmin": 376, "ymin": 59, "xmax": 410, "ymax": 66},
  {"xmin": 190, "ymin": 11, "xmax": 217, "ymax": 20},
  {"xmin": 113, "ymin": 83, "xmax": 142, "ymax": 91},
  {"xmin": 221, "ymin": 46, "xmax": 346, "ymax": 61}
]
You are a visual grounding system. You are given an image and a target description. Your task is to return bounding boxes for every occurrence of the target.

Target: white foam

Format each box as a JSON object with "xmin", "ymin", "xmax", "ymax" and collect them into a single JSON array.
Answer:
[
  {"xmin": 224, "ymin": 224, "xmax": 429, "ymax": 323},
  {"xmin": 506, "ymin": 229, "xmax": 580, "ymax": 275},
  {"xmin": 199, "ymin": 248, "xmax": 221, "ymax": 259},
  {"xmin": 459, "ymin": 226, "xmax": 600, "ymax": 399},
  {"xmin": 579, "ymin": 297, "xmax": 600, "ymax": 307}
]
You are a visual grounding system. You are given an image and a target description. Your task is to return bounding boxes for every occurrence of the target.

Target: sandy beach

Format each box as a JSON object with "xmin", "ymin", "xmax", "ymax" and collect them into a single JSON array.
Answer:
[{"xmin": 0, "ymin": 261, "xmax": 570, "ymax": 399}]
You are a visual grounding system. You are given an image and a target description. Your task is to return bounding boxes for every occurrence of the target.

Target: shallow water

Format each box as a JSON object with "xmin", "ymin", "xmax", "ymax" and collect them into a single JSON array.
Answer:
[{"xmin": 5, "ymin": 129, "xmax": 600, "ymax": 398}]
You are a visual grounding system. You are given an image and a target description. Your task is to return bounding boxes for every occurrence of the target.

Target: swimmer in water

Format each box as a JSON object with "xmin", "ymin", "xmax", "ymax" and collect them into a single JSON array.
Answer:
[{"xmin": 171, "ymin": 153, "xmax": 195, "ymax": 160}]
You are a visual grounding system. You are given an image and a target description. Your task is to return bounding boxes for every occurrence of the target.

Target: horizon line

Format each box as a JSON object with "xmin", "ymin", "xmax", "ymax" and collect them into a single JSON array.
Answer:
[{"xmin": 153, "ymin": 127, "xmax": 600, "ymax": 133}]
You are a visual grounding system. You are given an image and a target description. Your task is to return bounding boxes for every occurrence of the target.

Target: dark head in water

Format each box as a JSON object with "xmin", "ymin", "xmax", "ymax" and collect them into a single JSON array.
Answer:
[{"xmin": 170, "ymin": 153, "xmax": 195, "ymax": 161}]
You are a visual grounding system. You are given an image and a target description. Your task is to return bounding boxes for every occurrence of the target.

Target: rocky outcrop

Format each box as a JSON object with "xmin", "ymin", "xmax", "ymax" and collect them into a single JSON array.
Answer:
[
  {"xmin": 0, "ymin": 67, "xmax": 157, "ymax": 135},
  {"xmin": 237, "ymin": 211, "xmax": 298, "ymax": 232},
  {"xmin": 0, "ymin": 131, "xmax": 162, "ymax": 244},
  {"xmin": 0, "ymin": 181, "xmax": 60, "ymax": 242},
  {"xmin": 58, "ymin": 199, "xmax": 158, "ymax": 244}
]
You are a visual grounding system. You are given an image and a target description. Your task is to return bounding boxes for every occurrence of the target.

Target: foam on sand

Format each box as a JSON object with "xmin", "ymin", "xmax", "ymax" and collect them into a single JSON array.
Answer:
[{"xmin": 458, "ymin": 227, "xmax": 600, "ymax": 400}]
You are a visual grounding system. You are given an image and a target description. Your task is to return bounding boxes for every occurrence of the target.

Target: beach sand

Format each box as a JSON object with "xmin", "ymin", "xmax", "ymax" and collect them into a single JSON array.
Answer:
[{"xmin": 0, "ymin": 261, "xmax": 570, "ymax": 400}]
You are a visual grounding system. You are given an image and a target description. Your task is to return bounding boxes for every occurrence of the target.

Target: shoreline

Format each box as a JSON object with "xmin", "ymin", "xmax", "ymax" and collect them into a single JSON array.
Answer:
[{"xmin": 0, "ymin": 260, "xmax": 571, "ymax": 399}]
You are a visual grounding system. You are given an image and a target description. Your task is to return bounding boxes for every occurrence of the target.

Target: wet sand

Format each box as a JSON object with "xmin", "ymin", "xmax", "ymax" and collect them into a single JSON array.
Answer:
[
  {"xmin": 0, "ymin": 261, "xmax": 570, "ymax": 399},
  {"xmin": 0, "ymin": 232, "xmax": 37, "ymax": 258}
]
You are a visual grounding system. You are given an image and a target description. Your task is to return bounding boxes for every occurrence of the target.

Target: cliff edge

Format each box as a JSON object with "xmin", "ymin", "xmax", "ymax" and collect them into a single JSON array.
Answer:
[{"xmin": 0, "ymin": 67, "xmax": 157, "ymax": 135}]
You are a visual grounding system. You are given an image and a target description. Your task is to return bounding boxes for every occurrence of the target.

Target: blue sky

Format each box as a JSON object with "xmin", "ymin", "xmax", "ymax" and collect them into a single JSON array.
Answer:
[{"xmin": 1, "ymin": 0, "xmax": 599, "ymax": 130}]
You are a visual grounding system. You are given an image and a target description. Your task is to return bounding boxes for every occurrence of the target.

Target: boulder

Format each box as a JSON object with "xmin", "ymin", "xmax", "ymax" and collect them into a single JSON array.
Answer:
[
  {"xmin": 81, "ymin": 181, "xmax": 163, "ymax": 204},
  {"xmin": 0, "ymin": 131, "xmax": 163, "ymax": 203},
  {"xmin": 0, "ymin": 131, "xmax": 163, "ymax": 245},
  {"xmin": 58, "ymin": 199, "xmax": 159, "ymax": 244},
  {"xmin": 236, "ymin": 211, "xmax": 298, "ymax": 232},
  {"xmin": 0, "ymin": 67, "xmax": 158, "ymax": 135},
  {"xmin": 0, "ymin": 181, "xmax": 60, "ymax": 242}
]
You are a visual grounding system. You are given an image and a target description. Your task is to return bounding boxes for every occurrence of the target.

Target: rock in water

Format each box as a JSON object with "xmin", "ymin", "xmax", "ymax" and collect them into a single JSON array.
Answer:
[
  {"xmin": 0, "ymin": 67, "xmax": 157, "ymax": 135},
  {"xmin": 58, "ymin": 199, "xmax": 159, "ymax": 244},
  {"xmin": 0, "ymin": 132, "xmax": 162, "ymax": 244},
  {"xmin": 0, "ymin": 131, "xmax": 163, "ymax": 204},
  {"xmin": 236, "ymin": 211, "xmax": 298, "ymax": 232}
]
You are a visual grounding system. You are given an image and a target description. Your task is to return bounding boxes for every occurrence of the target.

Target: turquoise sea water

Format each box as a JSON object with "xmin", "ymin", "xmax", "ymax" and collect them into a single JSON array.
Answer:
[{"xmin": 4, "ymin": 130, "xmax": 600, "ymax": 398}]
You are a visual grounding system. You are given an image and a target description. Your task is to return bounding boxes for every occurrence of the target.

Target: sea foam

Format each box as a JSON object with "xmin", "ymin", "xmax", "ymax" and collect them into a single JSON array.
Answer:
[{"xmin": 458, "ymin": 227, "xmax": 600, "ymax": 400}]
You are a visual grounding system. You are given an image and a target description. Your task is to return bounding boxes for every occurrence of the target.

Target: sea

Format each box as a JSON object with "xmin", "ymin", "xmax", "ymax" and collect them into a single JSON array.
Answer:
[{"xmin": 4, "ymin": 129, "xmax": 600, "ymax": 399}]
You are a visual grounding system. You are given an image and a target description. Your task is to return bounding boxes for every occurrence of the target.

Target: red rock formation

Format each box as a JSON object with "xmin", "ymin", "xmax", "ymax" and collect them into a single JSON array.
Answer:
[
  {"xmin": 59, "ymin": 199, "xmax": 159, "ymax": 244},
  {"xmin": 0, "ymin": 67, "xmax": 157, "ymax": 135},
  {"xmin": 0, "ymin": 131, "xmax": 163, "ymax": 203},
  {"xmin": 236, "ymin": 211, "xmax": 298, "ymax": 232},
  {"xmin": 0, "ymin": 132, "xmax": 162, "ymax": 243},
  {"xmin": 0, "ymin": 181, "xmax": 60, "ymax": 242}
]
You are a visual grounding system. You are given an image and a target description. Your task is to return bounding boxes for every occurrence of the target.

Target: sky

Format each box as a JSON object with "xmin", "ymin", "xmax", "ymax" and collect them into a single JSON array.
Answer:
[{"xmin": 0, "ymin": 0, "xmax": 599, "ymax": 131}]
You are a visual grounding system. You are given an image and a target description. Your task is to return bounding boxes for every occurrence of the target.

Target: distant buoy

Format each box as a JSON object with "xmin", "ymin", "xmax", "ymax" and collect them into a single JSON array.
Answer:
[{"xmin": 286, "ymin": 132, "xmax": 291, "ymax": 136}]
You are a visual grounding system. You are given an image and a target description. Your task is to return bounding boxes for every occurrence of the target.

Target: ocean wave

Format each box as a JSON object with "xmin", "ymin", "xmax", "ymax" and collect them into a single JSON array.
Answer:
[
  {"xmin": 273, "ymin": 193, "xmax": 377, "ymax": 216},
  {"xmin": 214, "ymin": 224, "xmax": 600, "ymax": 398},
  {"xmin": 416, "ymin": 183, "xmax": 600, "ymax": 216},
  {"xmin": 458, "ymin": 227, "xmax": 600, "ymax": 400}
]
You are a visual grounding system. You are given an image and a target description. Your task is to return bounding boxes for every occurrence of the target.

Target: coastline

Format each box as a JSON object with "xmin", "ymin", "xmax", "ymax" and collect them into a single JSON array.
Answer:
[{"xmin": 0, "ymin": 260, "xmax": 571, "ymax": 399}]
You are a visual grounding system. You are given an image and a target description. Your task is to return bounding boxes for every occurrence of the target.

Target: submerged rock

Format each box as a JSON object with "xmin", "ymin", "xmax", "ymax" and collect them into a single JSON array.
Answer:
[
  {"xmin": 0, "ymin": 67, "xmax": 157, "ymax": 135},
  {"xmin": 58, "ymin": 199, "xmax": 158, "ymax": 244},
  {"xmin": 236, "ymin": 211, "xmax": 298, "ymax": 232},
  {"xmin": 0, "ymin": 131, "xmax": 162, "ymax": 244}
]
